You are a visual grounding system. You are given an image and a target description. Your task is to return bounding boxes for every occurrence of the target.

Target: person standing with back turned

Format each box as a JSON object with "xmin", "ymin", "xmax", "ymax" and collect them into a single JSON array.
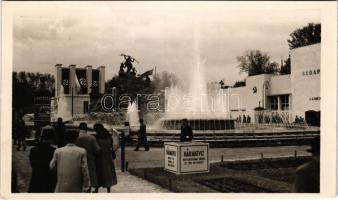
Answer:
[
  {"xmin": 76, "ymin": 123, "xmax": 101, "ymax": 193},
  {"xmin": 180, "ymin": 119, "xmax": 193, "ymax": 142},
  {"xmin": 96, "ymin": 128, "xmax": 117, "ymax": 193},
  {"xmin": 134, "ymin": 118, "xmax": 149, "ymax": 151},
  {"xmin": 49, "ymin": 130, "xmax": 90, "ymax": 192},
  {"xmin": 29, "ymin": 126, "xmax": 56, "ymax": 192}
]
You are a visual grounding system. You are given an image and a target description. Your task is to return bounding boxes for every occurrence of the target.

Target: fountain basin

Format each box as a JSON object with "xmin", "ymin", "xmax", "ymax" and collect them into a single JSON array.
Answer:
[{"xmin": 161, "ymin": 118, "xmax": 235, "ymax": 130}]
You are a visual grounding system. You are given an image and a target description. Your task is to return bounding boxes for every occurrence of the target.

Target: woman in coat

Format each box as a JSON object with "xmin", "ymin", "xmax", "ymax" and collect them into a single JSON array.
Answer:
[
  {"xmin": 96, "ymin": 127, "xmax": 117, "ymax": 193},
  {"xmin": 29, "ymin": 127, "xmax": 56, "ymax": 192}
]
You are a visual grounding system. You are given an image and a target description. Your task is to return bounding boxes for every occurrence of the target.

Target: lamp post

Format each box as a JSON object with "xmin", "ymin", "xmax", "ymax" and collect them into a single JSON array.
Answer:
[{"xmin": 258, "ymin": 101, "xmax": 262, "ymax": 123}]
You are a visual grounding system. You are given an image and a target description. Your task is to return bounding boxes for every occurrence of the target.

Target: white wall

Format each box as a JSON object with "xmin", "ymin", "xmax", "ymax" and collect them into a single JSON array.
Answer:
[
  {"xmin": 220, "ymin": 44, "xmax": 320, "ymax": 122},
  {"xmin": 51, "ymin": 95, "xmax": 90, "ymax": 121},
  {"xmin": 269, "ymin": 75, "xmax": 291, "ymax": 95},
  {"xmin": 291, "ymin": 43, "xmax": 321, "ymax": 118},
  {"xmin": 224, "ymin": 74, "xmax": 271, "ymax": 120}
]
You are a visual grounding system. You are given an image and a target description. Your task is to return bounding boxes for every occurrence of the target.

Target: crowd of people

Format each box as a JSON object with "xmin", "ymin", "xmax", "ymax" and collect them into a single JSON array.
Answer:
[
  {"xmin": 236, "ymin": 112, "xmax": 295, "ymax": 124},
  {"xmin": 14, "ymin": 117, "xmax": 118, "ymax": 193},
  {"xmin": 235, "ymin": 115, "xmax": 252, "ymax": 123},
  {"xmin": 294, "ymin": 115, "xmax": 306, "ymax": 124},
  {"xmin": 256, "ymin": 113, "xmax": 306, "ymax": 124}
]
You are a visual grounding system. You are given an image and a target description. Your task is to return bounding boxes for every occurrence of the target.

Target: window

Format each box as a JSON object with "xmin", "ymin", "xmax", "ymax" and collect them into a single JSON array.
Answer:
[
  {"xmin": 280, "ymin": 95, "xmax": 289, "ymax": 110},
  {"xmin": 270, "ymin": 96, "xmax": 278, "ymax": 110}
]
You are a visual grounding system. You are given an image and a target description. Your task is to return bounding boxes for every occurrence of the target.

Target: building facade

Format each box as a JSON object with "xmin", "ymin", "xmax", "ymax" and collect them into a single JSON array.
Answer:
[
  {"xmin": 51, "ymin": 64, "xmax": 105, "ymax": 121},
  {"xmin": 217, "ymin": 43, "xmax": 320, "ymax": 124}
]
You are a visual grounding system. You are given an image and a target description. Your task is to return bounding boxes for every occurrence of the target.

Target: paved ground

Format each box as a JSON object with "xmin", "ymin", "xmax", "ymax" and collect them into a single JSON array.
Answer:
[
  {"xmin": 99, "ymin": 171, "xmax": 169, "ymax": 193},
  {"xmin": 13, "ymin": 144, "xmax": 310, "ymax": 193}
]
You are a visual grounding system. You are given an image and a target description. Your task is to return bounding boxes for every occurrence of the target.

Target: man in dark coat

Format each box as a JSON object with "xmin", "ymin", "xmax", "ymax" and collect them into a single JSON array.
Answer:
[
  {"xmin": 134, "ymin": 119, "xmax": 149, "ymax": 151},
  {"xmin": 54, "ymin": 117, "xmax": 70, "ymax": 148},
  {"xmin": 29, "ymin": 126, "xmax": 56, "ymax": 192},
  {"xmin": 180, "ymin": 119, "xmax": 193, "ymax": 142},
  {"xmin": 294, "ymin": 136, "xmax": 320, "ymax": 193},
  {"xmin": 16, "ymin": 117, "xmax": 28, "ymax": 151},
  {"xmin": 76, "ymin": 122, "xmax": 101, "ymax": 193}
]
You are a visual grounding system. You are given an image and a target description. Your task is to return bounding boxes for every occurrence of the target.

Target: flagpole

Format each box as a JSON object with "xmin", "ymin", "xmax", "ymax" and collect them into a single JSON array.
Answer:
[{"xmin": 71, "ymin": 86, "xmax": 74, "ymax": 117}]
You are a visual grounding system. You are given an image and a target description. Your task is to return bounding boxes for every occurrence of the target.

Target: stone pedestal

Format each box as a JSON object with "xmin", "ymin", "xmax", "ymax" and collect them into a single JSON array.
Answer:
[{"xmin": 164, "ymin": 142, "xmax": 209, "ymax": 175}]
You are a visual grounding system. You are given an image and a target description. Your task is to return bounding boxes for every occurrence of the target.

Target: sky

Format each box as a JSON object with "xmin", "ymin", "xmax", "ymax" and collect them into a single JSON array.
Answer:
[{"xmin": 12, "ymin": 2, "xmax": 320, "ymax": 85}]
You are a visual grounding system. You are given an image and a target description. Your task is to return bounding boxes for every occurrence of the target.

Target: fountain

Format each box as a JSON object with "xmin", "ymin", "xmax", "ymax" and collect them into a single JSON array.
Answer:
[
  {"xmin": 54, "ymin": 86, "xmax": 72, "ymax": 121},
  {"xmin": 127, "ymin": 101, "xmax": 140, "ymax": 128},
  {"xmin": 158, "ymin": 27, "xmax": 235, "ymax": 131}
]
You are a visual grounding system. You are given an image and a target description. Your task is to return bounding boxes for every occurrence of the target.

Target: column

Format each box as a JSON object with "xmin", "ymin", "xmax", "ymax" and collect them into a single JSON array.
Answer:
[
  {"xmin": 262, "ymin": 83, "xmax": 266, "ymax": 109},
  {"xmin": 86, "ymin": 65, "xmax": 92, "ymax": 94},
  {"xmin": 99, "ymin": 66, "xmax": 105, "ymax": 94},
  {"xmin": 69, "ymin": 64, "xmax": 76, "ymax": 94},
  {"xmin": 277, "ymin": 96, "xmax": 281, "ymax": 112},
  {"xmin": 55, "ymin": 64, "xmax": 62, "ymax": 97}
]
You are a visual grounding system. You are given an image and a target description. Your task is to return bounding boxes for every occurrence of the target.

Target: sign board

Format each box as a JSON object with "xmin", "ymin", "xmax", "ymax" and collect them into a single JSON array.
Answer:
[
  {"xmin": 180, "ymin": 144, "xmax": 208, "ymax": 173},
  {"xmin": 164, "ymin": 142, "xmax": 209, "ymax": 174},
  {"xmin": 164, "ymin": 144, "xmax": 178, "ymax": 172}
]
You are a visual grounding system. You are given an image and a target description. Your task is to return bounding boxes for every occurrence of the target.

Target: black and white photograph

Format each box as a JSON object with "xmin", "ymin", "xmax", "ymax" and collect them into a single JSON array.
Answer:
[{"xmin": 1, "ymin": 1, "xmax": 337, "ymax": 198}]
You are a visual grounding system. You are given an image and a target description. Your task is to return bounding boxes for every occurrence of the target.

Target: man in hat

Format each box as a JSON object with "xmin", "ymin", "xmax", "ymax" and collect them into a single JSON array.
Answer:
[{"xmin": 294, "ymin": 136, "xmax": 320, "ymax": 193}]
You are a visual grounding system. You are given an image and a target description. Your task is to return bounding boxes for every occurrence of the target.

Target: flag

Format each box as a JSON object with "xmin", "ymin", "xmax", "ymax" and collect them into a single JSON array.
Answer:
[
  {"xmin": 140, "ymin": 69, "xmax": 154, "ymax": 77},
  {"xmin": 75, "ymin": 73, "xmax": 81, "ymax": 94},
  {"xmin": 76, "ymin": 69, "xmax": 87, "ymax": 94}
]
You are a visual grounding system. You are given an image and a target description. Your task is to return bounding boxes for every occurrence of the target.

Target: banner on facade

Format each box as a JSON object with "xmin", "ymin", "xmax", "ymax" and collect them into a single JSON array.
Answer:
[
  {"xmin": 75, "ymin": 69, "xmax": 87, "ymax": 94},
  {"xmin": 92, "ymin": 69, "xmax": 100, "ymax": 94},
  {"xmin": 61, "ymin": 68, "xmax": 70, "ymax": 94}
]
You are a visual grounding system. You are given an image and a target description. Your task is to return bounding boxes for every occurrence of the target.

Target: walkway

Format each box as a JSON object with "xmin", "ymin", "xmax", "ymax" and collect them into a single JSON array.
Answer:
[{"xmin": 99, "ymin": 171, "xmax": 169, "ymax": 193}]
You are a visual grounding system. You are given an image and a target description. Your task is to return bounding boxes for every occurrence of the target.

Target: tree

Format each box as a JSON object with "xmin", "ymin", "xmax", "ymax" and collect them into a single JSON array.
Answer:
[
  {"xmin": 233, "ymin": 80, "xmax": 246, "ymax": 88},
  {"xmin": 152, "ymin": 71, "xmax": 179, "ymax": 92},
  {"xmin": 287, "ymin": 23, "xmax": 321, "ymax": 50},
  {"xmin": 12, "ymin": 71, "xmax": 55, "ymax": 115},
  {"xmin": 280, "ymin": 57, "xmax": 291, "ymax": 74},
  {"xmin": 236, "ymin": 50, "xmax": 279, "ymax": 76}
]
